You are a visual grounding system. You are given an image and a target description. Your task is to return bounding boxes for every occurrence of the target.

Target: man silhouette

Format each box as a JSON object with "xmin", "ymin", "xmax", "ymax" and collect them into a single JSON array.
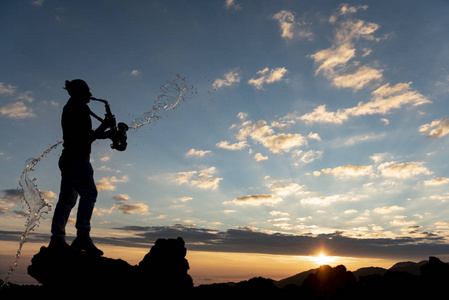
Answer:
[{"xmin": 49, "ymin": 79, "xmax": 111, "ymax": 255}]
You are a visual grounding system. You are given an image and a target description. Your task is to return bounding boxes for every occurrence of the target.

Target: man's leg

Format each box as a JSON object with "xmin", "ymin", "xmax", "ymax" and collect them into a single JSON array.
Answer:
[
  {"xmin": 50, "ymin": 157, "xmax": 78, "ymax": 244},
  {"xmin": 70, "ymin": 158, "xmax": 103, "ymax": 255},
  {"xmin": 73, "ymin": 159, "xmax": 97, "ymax": 237}
]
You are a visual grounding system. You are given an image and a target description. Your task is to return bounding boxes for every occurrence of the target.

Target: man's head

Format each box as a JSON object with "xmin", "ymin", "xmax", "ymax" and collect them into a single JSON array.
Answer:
[{"xmin": 64, "ymin": 79, "xmax": 92, "ymax": 103}]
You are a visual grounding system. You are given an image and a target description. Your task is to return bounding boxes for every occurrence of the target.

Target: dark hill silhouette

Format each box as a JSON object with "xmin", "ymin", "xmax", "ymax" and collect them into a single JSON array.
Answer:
[
  {"xmin": 26, "ymin": 237, "xmax": 192, "ymax": 297},
  {"xmin": 353, "ymin": 266, "xmax": 387, "ymax": 280},
  {"xmin": 388, "ymin": 259, "xmax": 428, "ymax": 275},
  {"xmin": 2, "ymin": 251, "xmax": 449, "ymax": 299},
  {"xmin": 275, "ymin": 268, "xmax": 317, "ymax": 288}
]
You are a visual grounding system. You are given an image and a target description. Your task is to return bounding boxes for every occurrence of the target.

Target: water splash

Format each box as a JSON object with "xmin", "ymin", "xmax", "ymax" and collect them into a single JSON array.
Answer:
[
  {"xmin": 129, "ymin": 74, "xmax": 196, "ymax": 130},
  {"xmin": 2, "ymin": 141, "xmax": 61, "ymax": 286}
]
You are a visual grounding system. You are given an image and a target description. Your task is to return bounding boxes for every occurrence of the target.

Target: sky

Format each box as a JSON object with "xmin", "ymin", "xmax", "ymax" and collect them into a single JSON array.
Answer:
[{"xmin": 2, "ymin": 0, "xmax": 449, "ymax": 285}]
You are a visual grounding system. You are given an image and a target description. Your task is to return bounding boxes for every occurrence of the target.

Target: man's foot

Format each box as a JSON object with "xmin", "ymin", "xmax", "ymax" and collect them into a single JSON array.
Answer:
[
  {"xmin": 48, "ymin": 239, "xmax": 72, "ymax": 252},
  {"xmin": 71, "ymin": 236, "xmax": 104, "ymax": 256}
]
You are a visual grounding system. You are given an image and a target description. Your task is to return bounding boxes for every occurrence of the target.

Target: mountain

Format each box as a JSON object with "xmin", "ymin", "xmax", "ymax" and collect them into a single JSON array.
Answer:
[
  {"xmin": 275, "ymin": 259, "xmax": 433, "ymax": 288},
  {"xmin": 353, "ymin": 267, "xmax": 387, "ymax": 280},
  {"xmin": 275, "ymin": 268, "xmax": 317, "ymax": 288},
  {"xmin": 388, "ymin": 259, "xmax": 428, "ymax": 275}
]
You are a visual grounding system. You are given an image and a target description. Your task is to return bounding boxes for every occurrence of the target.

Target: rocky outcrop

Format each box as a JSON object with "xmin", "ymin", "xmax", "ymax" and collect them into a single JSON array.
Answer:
[{"xmin": 27, "ymin": 237, "xmax": 193, "ymax": 296}]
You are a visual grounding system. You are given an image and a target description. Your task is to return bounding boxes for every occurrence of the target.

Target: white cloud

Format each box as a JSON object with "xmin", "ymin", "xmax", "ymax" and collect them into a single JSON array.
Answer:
[
  {"xmin": 310, "ymin": 7, "xmax": 386, "ymax": 92},
  {"xmin": 0, "ymin": 102, "xmax": 35, "ymax": 119},
  {"xmin": 248, "ymin": 67, "xmax": 288, "ymax": 90},
  {"xmin": 332, "ymin": 65, "xmax": 383, "ymax": 90},
  {"xmin": 329, "ymin": 3, "xmax": 368, "ymax": 23},
  {"xmin": 373, "ymin": 205, "xmax": 405, "ymax": 214},
  {"xmin": 300, "ymin": 105, "xmax": 348, "ymax": 124},
  {"xmin": 254, "ymin": 153, "xmax": 268, "ymax": 162},
  {"xmin": 185, "ymin": 148, "xmax": 212, "ymax": 157},
  {"xmin": 175, "ymin": 167, "xmax": 223, "ymax": 190},
  {"xmin": 378, "ymin": 161, "xmax": 432, "ymax": 179},
  {"xmin": 213, "ymin": 70, "xmax": 241, "ymax": 89},
  {"xmin": 423, "ymin": 177, "xmax": 449, "ymax": 186},
  {"xmin": 370, "ymin": 153, "xmax": 388, "ymax": 163},
  {"xmin": 96, "ymin": 175, "xmax": 129, "ymax": 191},
  {"xmin": 272, "ymin": 10, "xmax": 313, "ymax": 40},
  {"xmin": 225, "ymin": 194, "xmax": 283, "ymax": 206},
  {"xmin": 224, "ymin": 0, "xmax": 241, "ymax": 11},
  {"xmin": 419, "ymin": 118, "xmax": 449, "ymax": 139},
  {"xmin": 237, "ymin": 119, "xmax": 306, "ymax": 153},
  {"xmin": 130, "ymin": 70, "xmax": 141, "ymax": 76},
  {"xmin": 318, "ymin": 165, "xmax": 375, "ymax": 178},
  {"xmin": 216, "ymin": 140, "xmax": 248, "ymax": 150},
  {"xmin": 0, "ymin": 82, "xmax": 36, "ymax": 119},
  {"xmin": 300, "ymin": 194, "xmax": 362, "ymax": 206},
  {"xmin": 270, "ymin": 183, "xmax": 307, "ymax": 197},
  {"xmin": 300, "ymin": 82, "xmax": 430, "ymax": 124},
  {"xmin": 343, "ymin": 132, "xmax": 386, "ymax": 146},
  {"xmin": 179, "ymin": 196, "xmax": 193, "ymax": 202},
  {"xmin": 293, "ymin": 149, "xmax": 323, "ymax": 164},
  {"xmin": 307, "ymin": 132, "xmax": 321, "ymax": 141}
]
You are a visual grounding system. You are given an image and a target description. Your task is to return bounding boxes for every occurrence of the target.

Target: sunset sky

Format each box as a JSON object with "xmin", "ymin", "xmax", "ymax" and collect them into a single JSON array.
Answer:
[{"xmin": 2, "ymin": 0, "xmax": 449, "ymax": 285}]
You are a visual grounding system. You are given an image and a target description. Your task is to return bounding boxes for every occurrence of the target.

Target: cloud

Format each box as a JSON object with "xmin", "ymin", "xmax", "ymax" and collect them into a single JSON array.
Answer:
[
  {"xmin": 212, "ymin": 70, "xmax": 241, "ymax": 89},
  {"xmin": 179, "ymin": 196, "xmax": 193, "ymax": 202},
  {"xmin": 216, "ymin": 140, "xmax": 248, "ymax": 151},
  {"xmin": 253, "ymin": 153, "xmax": 268, "ymax": 162},
  {"xmin": 185, "ymin": 148, "xmax": 212, "ymax": 157},
  {"xmin": 329, "ymin": 4, "xmax": 368, "ymax": 23},
  {"xmin": 419, "ymin": 118, "xmax": 449, "ymax": 139},
  {"xmin": 248, "ymin": 67, "xmax": 288, "ymax": 90},
  {"xmin": 272, "ymin": 10, "xmax": 313, "ymax": 40},
  {"xmin": 236, "ymin": 119, "xmax": 307, "ymax": 153},
  {"xmin": 0, "ymin": 82, "xmax": 35, "ymax": 119},
  {"xmin": 310, "ymin": 6, "xmax": 387, "ymax": 92},
  {"xmin": 318, "ymin": 165, "xmax": 375, "ymax": 178},
  {"xmin": 332, "ymin": 65, "xmax": 383, "ymax": 90},
  {"xmin": 105, "ymin": 224, "xmax": 448, "ymax": 259},
  {"xmin": 343, "ymin": 132, "xmax": 386, "ymax": 146},
  {"xmin": 130, "ymin": 70, "xmax": 141, "ymax": 76},
  {"xmin": 270, "ymin": 183, "xmax": 307, "ymax": 197},
  {"xmin": 1, "ymin": 189, "xmax": 23, "ymax": 202},
  {"xmin": 378, "ymin": 161, "xmax": 432, "ymax": 179},
  {"xmin": 0, "ymin": 102, "xmax": 35, "ymax": 119},
  {"xmin": 373, "ymin": 206, "xmax": 405, "ymax": 214},
  {"xmin": 96, "ymin": 175, "xmax": 129, "ymax": 191},
  {"xmin": 113, "ymin": 194, "xmax": 130, "ymax": 203},
  {"xmin": 300, "ymin": 194, "xmax": 363, "ymax": 206},
  {"xmin": 112, "ymin": 203, "xmax": 149, "ymax": 215},
  {"xmin": 175, "ymin": 167, "xmax": 223, "ymax": 190},
  {"xmin": 224, "ymin": 0, "xmax": 241, "ymax": 11},
  {"xmin": 300, "ymin": 104, "xmax": 349, "ymax": 124},
  {"xmin": 300, "ymin": 82, "xmax": 430, "ymax": 124},
  {"xmin": 224, "ymin": 194, "xmax": 283, "ymax": 206},
  {"xmin": 31, "ymin": 0, "xmax": 45, "ymax": 6},
  {"xmin": 292, "ymin": 149, "xmax": 323, "ymax": 164},
  {"xmin": 0, "ymin": 83, "xmax": 17, "ymax": 95},
  {"xmin": 423, "ymin": 177, "xmax": 449, "ymax": 186}
]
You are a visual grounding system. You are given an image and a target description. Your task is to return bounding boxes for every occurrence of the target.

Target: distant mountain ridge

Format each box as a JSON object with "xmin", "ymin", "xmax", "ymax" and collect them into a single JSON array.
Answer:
[{"xmin": 275, "ymin": 258, "xmax": 436, "ymax": 288}]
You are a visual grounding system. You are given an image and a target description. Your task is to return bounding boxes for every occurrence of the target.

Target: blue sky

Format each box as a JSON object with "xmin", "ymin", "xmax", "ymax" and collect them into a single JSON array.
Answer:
[{"xmin": 2, "ymin": 0, "xmax": 449, "ymax": 284}]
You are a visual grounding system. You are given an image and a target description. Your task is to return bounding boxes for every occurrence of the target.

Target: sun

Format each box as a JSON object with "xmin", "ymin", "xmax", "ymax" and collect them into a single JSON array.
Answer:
[{"xmin": 311, "ymin": 252, "xmax": 335, "ymax": 266}]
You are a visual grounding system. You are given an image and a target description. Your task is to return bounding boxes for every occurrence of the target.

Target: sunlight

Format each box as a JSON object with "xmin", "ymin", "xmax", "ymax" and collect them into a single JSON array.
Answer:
[{"xmin": 310, "ymin": 252, "xmax": 336, "ymax": 266}]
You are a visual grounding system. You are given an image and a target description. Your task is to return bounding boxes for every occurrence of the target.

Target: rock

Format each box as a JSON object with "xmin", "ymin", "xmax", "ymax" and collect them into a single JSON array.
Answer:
[{"xmin": 27, "ymin": 237, "xmax": 193, "ymax": 296}]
